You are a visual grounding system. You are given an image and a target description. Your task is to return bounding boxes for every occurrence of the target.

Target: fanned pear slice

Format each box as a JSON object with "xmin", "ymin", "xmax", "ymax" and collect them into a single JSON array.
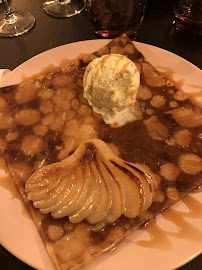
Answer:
[
  {"xmin": 27, "ymin": 169, "xmax": 75, "ymax": 210},
  {"xmin": 53, "ymin": 166, "xmax": 94, "ymax": 218},
  {"xmin": 99, "ymin": 160, "xmax": 125, "ymax": 224},
  {"xmin": 86, "ymin": 161, "xmax": 112, "ymax": 224},
  {"xmin": 26, "ymin": 139, "xmax": 157, "ymax": 225},
  {"xmin": 68, "ymin": 165, "xmax": 100, "ymax": 223},
  {"xmin": 51, "ymin": 167, "xmax": 85, "ymax": 218},
  {"xmin": 124, "ymin": 163, "xmax": 153, "ymax": 211},
  {"xmin": 26, "ymin": 172, "xmax": 62, "ymax": 201},
  {"xmin": 105, "ymin": 159, "xmax": 143, "ymax": 219},
  {"xmin": 134, "ymin": 163, "xmax": 159, "ymax": 197},
  {"xmin": 36, "ymin": 174, "xmax": 76, "ymax": 213}
]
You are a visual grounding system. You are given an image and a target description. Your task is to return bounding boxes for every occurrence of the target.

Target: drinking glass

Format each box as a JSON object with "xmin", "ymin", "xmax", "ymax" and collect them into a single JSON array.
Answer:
[
  {"xmin": 0, "ymin": 0, "xmax": 35, "ymax": 37},
  {"xmin": 173, "ymin": 0, "xmax": 202, "ymax": 35},
  {"xmin": 86, "ymin": 0, "xmax": 147, "ymax": 39},
  {"xmin": 43, "ymin": 0, "xmax": 85, "ymax": 18}
]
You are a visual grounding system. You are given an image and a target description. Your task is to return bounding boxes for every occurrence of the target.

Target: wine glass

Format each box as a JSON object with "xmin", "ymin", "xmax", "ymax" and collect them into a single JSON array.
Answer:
[
  {"xmin": 0, "ymin": 0, "xmax": 35, "ymax": 37},
  {"xmin": 43, "ymin": 0, "xmax": 85, "ymax": 18}
]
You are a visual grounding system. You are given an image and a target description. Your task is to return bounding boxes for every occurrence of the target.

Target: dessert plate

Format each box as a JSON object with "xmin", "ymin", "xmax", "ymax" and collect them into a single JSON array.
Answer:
[{"xmin": 0, "ymin": 40, "xmax": 201, "ymax": 270}]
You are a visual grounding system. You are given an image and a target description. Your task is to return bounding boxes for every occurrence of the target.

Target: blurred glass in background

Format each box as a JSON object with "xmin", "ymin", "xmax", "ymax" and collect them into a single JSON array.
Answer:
[
  {"xmin": 173, "ymin": 0, "xmax": 202, "ymax": 35},
  {"xmin": 86, "ymin": 0, "xmax": 147, "ymax": 39},
  {"xmin": 43, "ymin": 0, "xmax": 85, "ymax": 18}
]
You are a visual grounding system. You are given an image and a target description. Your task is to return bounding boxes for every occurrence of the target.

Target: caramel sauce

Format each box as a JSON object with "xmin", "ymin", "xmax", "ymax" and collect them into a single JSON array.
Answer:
[
  {"xmin": 0, "ymin": 157, "xmax": 29, "ymax": 218},
  {"xmin": 125, "ymin": 194, "xmax": 202, "ymax": 249},
  {"xmin": 187, "ymin": 84, "xmax": 202, "ymax": 90},
  {"xmin": 183, "ymin": 92, "xmax": 202, "ymax": 109},
  {"xmin": 96, "ymin": 54, "xmax": 112, "ymax": 83},
  {"xmin": 92, "ymin": 55, "xmax": 131, "ymax": 86},
  {"xmin": 126, "ymin": 219, "xmax": 172, "ymax": 250},
  {"xmin": 115, "ymin": 55, "xmax": 124, "ymax": 68},
  {"xmin": 102, "ymin": 54, "xmax": 111, "ymax": 67},
  {"xmin": 122, "ymin": 62, "xmax": 130, "ymax": 73},
  {"xmin": 162, "ymin": 209, "xmax": 201, "ymax": 241},
  {"xmin": 0, "ymin": 157, "xmax": 20, "ymax": 200},
  {"xmin": 93, "ymin": 68, "xmax": 100, "ymax": 86},
  {"xmin": 156, "ymin": 66, "xmax": 202, "ymax": 108},
  {"xmin": 91, "ymin": 55, "xmax": 112, "ymax": 86},
  {"xmin": 182, "ymin": 194, "xmax": 202, "ymax": 218},
  {"xmin": 156, "ymin": 66, "xmax": 185, "ymax": 91},
  {"xmin": 60, "ymin": 58, "xmax": 73, "ymax": 67},
  {"xmin": 20, "ymin": 64, "xmax": 59, "ymax": 82}
]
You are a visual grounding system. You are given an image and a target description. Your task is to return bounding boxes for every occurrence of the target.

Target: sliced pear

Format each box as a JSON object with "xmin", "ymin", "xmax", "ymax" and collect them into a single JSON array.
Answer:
[
  {"xmin": 51, "ymin": 167, "xmax": 84, "ymax": 218},
  {"xmin": 86, "ymin": 161, "xmax": 112, "ymax": 224},
  {"xmin": 33, "ymin": 169, "xmax": 75, "ymax": 208},
  {"xmin": 100, "ymin": 160, "xmax": 125, "ymax": 224},
  {"xmin": 68, "ymin": 165, "xmax": 100, "ymax": 223},
  {"xmin": 26, "ymin": 169, "xmax": 50, "ymax": 185},
  {"xmin": 124, "ymin": 163, "xmax": 152, "ymax": 211},
  {"xmin": 133, "ymin": 163, "xmax": 158, "ymax": 197},
  {"xmin": 53, "ymin": 165, "xmax": 94, "ymax": 218},
  {"xmin": 25, "ymin": 139, "xmax": 157, "ymax": 227},
  {"xmin": 106, "ymin": 159, "xmax": 143, "ymax": 219},
  {"xmin": 26, "ymin": 169, "xmax": 67, "ymax": 201},
  {"xmin": 39, "ymin": 174, "xmax": 77, "ymax": 213},
  {"xmin": 41, "ymin": 167, "xmax": 85, "ymax": 213}
]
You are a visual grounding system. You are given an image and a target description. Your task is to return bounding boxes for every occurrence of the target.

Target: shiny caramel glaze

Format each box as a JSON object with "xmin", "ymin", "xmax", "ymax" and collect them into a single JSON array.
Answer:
[
  {"xmin": 0, "ymin": 34, "xmax": 201, "ymax": 270},
  {"xmin": 125, "ymin": 194, "xmax": 202, "ymax": 250}
]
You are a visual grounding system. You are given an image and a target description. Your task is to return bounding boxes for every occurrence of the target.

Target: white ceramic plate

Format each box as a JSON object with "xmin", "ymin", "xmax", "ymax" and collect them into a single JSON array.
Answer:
[{"xmin": 0, "ymin": 40, "xmax": 201, "ymax": 270}]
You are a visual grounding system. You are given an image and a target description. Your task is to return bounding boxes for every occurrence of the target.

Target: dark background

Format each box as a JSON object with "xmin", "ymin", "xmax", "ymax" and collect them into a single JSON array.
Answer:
[
  {"xmin": 0, "ymin": 0, "xmax": 202, "ymax": 70},
  {"xmin": 0, "ymin": 0, "xmax": 202, "ymax": 269}
]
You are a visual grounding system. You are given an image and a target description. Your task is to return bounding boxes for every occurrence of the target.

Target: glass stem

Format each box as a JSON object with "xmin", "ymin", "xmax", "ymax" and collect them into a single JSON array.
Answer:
[{"xmin": 2, "ymin": 0, "xmax": 12, "ymax": 17}]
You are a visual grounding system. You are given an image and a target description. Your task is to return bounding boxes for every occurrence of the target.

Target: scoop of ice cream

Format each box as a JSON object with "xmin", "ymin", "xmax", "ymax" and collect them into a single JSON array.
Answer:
[{"xmin": 83, "ymin": 54, "xmax": 140, "ymax": 126}]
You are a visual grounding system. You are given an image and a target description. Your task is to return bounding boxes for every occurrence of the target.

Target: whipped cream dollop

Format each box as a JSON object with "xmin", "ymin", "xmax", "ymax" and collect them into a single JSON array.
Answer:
[{"xmin": 83, "ymin": 54, "xmax": 140, "ymax": 127}]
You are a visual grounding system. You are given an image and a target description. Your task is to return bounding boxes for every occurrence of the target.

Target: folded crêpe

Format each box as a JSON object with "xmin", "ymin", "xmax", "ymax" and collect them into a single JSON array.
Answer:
[{"xmin": 0, "ymin": 34, "xmax": 201, "ymax": 270}]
